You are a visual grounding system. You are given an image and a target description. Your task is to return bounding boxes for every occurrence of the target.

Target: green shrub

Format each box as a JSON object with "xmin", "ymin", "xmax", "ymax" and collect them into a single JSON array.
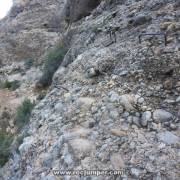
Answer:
[
  {"xmin": 15, "ymin": 99, "xmax": 34, "ymax": 130},
  {"xmin": 0, "ymin": 99, "xmax": 34, "ymax": 167},
  {"xmin": 3, "ymin": 80, "xmax": 20, "ymax": 91},
  {"xmin": 37, "ymin": 44, "xmax": 67, "ymax": 87},
  {"xmin": 0, "ymin": 133, "xmax": 13, "ymax": 167}
]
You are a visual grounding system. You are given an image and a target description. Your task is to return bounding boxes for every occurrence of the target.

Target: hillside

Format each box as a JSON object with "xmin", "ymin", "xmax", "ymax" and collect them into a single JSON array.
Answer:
[{"xmin": 0, "ymin": 0, "xmax": 179, "ymax": 179}]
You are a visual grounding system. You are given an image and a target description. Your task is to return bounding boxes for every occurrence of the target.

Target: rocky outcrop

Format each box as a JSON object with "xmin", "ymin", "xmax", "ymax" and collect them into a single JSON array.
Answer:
[
  {"xmin": 0, "ymin": 0, "xmax": 66, "ymax": 64},
  {"xmin": 63, "ymin": 0, "xmax": 101, "ymax": 23}
]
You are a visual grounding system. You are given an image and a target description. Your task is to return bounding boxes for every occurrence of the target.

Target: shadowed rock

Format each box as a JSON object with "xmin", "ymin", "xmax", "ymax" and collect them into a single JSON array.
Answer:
[{"xmin": 64, "ymin": 0, "xmax": 101, "ymax": 23}]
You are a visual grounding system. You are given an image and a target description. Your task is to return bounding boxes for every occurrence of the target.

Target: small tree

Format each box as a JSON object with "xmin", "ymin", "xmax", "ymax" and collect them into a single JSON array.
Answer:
[
  {"xmin": 0, "ymin": 133, "xmax": 13, "ymax": 167},
  {"xmin": 2, "ymin": 80, "xmax": 21, "ymax": 91},
  {"xmin": 37, "ymin": 44, "xmax": 67, "ymax": 87},
  {"xmin": 15, "ymin": 99, "xmax": 34, "ymax": 130}
]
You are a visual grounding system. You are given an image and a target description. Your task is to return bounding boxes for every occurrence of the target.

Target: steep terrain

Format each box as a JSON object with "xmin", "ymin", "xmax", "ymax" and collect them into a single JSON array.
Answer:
[{"xmin": 0, "ymin": 0, "xmax": 180, "ymax": 179}]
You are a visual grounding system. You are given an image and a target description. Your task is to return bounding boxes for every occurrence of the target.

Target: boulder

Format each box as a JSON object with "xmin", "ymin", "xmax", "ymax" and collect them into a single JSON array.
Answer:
[
  {"xmin": 153, "ymin": 109, "xmax": 173, "ymax": 123},
  {"xmin": 110, "ymin": 129, "xmax": 127, "ymax": 137},
  {"xmin": 158, "ymin": 131, "xmax": 179, "ymax": 145},
  {"xmin": 119, "ymin": 94, "xmax": 135, "ymax": 111},
  {"xmin": 129, "ymin": 14, "xmax": 152, "ymax": 26},
  {"xmin": 77, "ymin": 97, "xmax": 95, "ymax": 111},
  {"xmin": 109, "ymin": 91, "xmax": 120, "ymax": 103},
  {"xmin": 141, "ymin": 111, "xmax": 152, "ymax": 127}
]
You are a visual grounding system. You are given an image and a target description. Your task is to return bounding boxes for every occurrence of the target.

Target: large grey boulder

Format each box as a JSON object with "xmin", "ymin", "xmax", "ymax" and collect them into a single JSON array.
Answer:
[
  {"xmin": 153, "ymin": 109, "xmax": 173, "ymax": 123},
  {"xmin": 158, "ymin": 131, "xmax": 179, "ymax": 145},
  {"xmin": 128, "ymin": 14, "xmax": 152, "ymax": 26}
]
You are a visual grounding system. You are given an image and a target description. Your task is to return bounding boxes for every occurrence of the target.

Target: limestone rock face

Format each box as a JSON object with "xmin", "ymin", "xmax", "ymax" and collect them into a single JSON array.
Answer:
[{"xmin": 0, "ymin": 0, "xmax": 66, "ymax": 63}]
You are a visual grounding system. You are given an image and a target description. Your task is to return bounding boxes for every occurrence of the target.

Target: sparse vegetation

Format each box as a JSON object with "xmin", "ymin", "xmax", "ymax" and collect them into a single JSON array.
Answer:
[
  {"xmin": 2, "ymin": 80, "xmax": 21, "ymax": 91},
  {"xmin": 0, "ymin": 110, "xmax": 11, "ymax": 133},
  {"xmin": 37, "ymin": 44, "xmax": 67, "ymax": 88},
  {"xmin": 15, "ymin": 99, "xmax": 34, "ymax": 130},
  {"xmin": 0, "ymin": 99, "xmax": 33, "ymax": 167},
  {"xmin": 0, "ymin": 133, "xmax": 13, "ymax": 167}
]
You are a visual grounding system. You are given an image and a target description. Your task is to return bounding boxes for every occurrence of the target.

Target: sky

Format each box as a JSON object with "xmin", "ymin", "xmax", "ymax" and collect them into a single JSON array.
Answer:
[{"xmin": 0, "ymin": 0, "xmax": 13, "ymax": 19}]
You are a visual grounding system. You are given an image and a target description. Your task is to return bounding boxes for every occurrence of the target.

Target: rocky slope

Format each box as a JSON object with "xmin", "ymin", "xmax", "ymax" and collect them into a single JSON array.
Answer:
[{"xmin": 0, "ymin": 0, "xmax": 180, "ymax": 179}]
